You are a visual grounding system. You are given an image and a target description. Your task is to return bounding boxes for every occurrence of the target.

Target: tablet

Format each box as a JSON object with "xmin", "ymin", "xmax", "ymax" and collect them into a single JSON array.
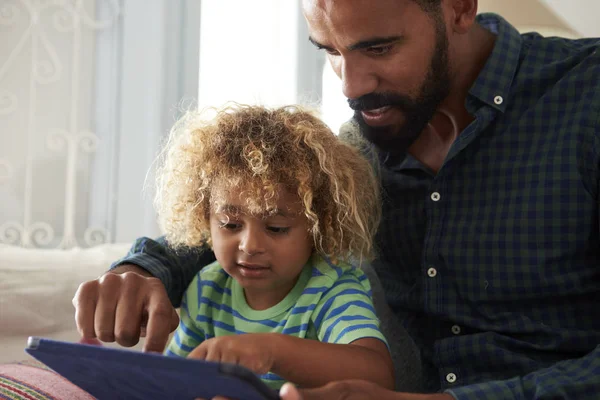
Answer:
[{"xmin": 25, "ymin": 337, "xmax": 280, "ymax": 400}]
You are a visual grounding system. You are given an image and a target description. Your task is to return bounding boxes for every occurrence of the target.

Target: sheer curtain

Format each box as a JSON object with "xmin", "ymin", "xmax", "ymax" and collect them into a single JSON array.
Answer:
[
  {"xmin": 0, "ymin": 0, "xmax": 200, "ymax": 248},
  {"xmin": 0, "ymin": 0, "xmax": 122, "ymax": 249}
]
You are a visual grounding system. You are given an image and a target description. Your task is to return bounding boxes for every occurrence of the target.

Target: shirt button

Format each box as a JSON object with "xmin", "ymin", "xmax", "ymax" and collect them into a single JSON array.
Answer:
[
  {"xmin": 446, "ymin": 372, "xmax": 457, "ymax": 383},
  {"xmin": 451, "ymin": 325, "xmax": 461, "ymax": 335},
  {"xmin": 430, "ymin": 192, "xmax": 441, "ymax": 202},
  {"xmin": 494, "ymin": 95, "xmax": 503, "ymax": 105},
  {"xmin": 427, "ymin": 267, "xmax": 437, "ymax": 278}
]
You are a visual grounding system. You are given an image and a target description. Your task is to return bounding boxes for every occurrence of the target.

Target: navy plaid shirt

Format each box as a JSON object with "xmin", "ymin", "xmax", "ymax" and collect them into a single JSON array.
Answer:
[{"xmin": 114, "ymin": 14, "xmax": 600, "ymax": 400}]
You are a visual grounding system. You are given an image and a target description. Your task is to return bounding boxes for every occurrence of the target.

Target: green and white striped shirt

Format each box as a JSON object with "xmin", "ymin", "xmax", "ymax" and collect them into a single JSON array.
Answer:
[{"xmin": 165, "ymin": 253, "xmax": 388, "ymax": 389}]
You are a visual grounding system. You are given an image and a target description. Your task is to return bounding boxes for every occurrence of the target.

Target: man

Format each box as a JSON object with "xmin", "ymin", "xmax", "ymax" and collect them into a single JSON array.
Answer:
[{"xmin": 73, "ymin": 0, "xmax": 600, "ymax": 398}]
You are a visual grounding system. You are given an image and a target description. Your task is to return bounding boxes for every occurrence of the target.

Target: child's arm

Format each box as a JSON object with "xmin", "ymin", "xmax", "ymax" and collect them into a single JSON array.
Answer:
[
  {"xmin": 286, "ymin": 265, "xmax": 395, "ymax": 388},
  {"xmin": 270, "ymin": 333, "xmax": 394, "ymax": 389},
  {"xmin": 188, "ymin": 332, "xmax": 393, "ymax": 389},
  {"xmin": 189, "ymin": 267, "xmax": 395, "ymax": 389}
]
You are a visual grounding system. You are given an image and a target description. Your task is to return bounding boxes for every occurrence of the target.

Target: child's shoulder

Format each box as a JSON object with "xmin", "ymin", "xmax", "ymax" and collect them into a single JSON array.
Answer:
[
  {"xmin": 308, "ymin": 254, "xmax": 372, "ymax": 293},
  {"xmin": 198, "ymin": 260, "xmax": 227, "ymax": 276},
  {"xmin": 191, "ymin": 261, "xmax": 233, "ymax": 293}
]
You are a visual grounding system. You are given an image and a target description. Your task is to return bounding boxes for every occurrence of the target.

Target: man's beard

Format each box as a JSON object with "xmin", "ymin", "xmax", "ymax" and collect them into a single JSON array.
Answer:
[{"xmin": 349, "ymin": 19, "xmax": 451, "ymax": 156}]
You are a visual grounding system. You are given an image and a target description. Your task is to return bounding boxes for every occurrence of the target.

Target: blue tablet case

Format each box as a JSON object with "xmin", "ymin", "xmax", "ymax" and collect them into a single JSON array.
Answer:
[{"xmin": 25, "ymin": 337, "xmax": 280, "ymax": 400}]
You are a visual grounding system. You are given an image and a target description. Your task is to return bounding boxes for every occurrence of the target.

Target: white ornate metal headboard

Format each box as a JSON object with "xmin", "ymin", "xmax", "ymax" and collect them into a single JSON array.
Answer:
[{"xmin": 0, "ymin": 0, "xmax": 120, "ymax": 249}]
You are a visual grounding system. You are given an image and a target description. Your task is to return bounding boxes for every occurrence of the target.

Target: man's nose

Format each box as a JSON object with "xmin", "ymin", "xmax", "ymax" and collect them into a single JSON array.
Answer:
[
  {"xmin": 238, "ymin": 227, "xmax": 266, "ymax": 255},
  {"xmin": 339, "ymin": 58, "xmax": 378, "ymax": 101}
]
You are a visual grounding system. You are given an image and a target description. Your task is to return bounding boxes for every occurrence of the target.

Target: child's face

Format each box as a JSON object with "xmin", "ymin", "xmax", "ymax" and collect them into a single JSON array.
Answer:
[{"xmin": 209, "ymin": 185, "xmax": 314, "ymax": 306}]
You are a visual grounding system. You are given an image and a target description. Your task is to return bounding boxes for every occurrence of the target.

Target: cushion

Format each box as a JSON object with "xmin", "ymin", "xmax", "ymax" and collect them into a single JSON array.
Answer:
[
  {"xmin": 0, "ymin": 243, "xmax": 131, "ymax": 364},
  {"xmin": 0, "ymin": 360, "xmax": 94, "ymax": 399},
  {"xmin": 0, "ymin": 243, "xmax": 131, "ymax": 336}
]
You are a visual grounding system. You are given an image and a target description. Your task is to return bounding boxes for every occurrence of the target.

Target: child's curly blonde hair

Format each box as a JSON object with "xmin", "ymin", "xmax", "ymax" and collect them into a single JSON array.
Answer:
[{"xmin": 155, "ymin": 103, "xmax": 381, "ymax": 263}]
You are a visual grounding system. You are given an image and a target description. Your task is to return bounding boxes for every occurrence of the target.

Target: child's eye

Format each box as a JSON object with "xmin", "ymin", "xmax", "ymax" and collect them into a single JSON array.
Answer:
[
  {"xmin": 267, "ymin": 226, "xmax": 290, "ymax": 234},
  {"xmin": 219, "ymin": 222, "xmax": 241, "ymax": 230}
]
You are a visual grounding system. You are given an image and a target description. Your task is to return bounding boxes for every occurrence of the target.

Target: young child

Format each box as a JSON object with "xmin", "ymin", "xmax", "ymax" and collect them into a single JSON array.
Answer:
[{"xmin": 155, "ymin": 104, "xmax": 394, "ymax": 390}]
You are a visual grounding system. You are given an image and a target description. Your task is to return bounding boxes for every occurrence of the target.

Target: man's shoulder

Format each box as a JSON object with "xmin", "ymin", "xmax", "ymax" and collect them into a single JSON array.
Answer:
[
  {"xmin": 519, "ymin": 34, "xmax": 600, "ymax": 91},
  {"xmin": 513, "ymin": 34, "xmax": 600, "ymax": 127}
]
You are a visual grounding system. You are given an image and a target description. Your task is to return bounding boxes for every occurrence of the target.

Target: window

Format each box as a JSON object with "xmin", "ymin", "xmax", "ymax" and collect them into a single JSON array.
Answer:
[{"xmin": 320, "ymin": 59, "xmax": 353, "ymax": 135}]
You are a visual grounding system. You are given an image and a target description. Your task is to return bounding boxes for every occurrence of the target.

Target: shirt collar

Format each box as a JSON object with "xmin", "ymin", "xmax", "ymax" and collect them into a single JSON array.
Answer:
[
  {"xmin": 468, "ymin": 13, "xmax": 523, "ymax": 113},
  {"xmin": 381, "ymin": 14, "xmax": 523, "ymax": 171}
]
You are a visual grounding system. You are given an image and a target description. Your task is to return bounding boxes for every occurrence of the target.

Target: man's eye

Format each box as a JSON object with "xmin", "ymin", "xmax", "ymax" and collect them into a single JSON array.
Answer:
[
  {"xmin": 316, "ymin": 46, "xmax": 339, "ymax": 56},
  {"xmin": 366, "ymin": 45, "xmax": 393, "ymax": 56},
  {"xmin": 267, "ymin": 226, "xmax": 290, "ymax": 234}
]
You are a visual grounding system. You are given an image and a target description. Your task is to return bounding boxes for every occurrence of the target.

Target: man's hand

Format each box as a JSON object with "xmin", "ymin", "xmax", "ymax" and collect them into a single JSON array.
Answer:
[
  {"xmin": 279, "ymin": 381, "xmax": 455, "ymax": 400},
  {"xmin": 72, "ymin": 264, "xmax": 179, "ymax": 353},
  {"xmin": 188, "ymin": 333, "xmax": 276, "ymax": 375},
  {"xmin": 208, "ymin": 381, "xmax": 454, "ymax": 400}
]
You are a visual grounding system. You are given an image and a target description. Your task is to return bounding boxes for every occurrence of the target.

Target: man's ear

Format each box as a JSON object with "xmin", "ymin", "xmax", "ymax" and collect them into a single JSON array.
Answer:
[{"xmin": 445, "ymin": 0, "xmax": 478, "ymax": 34}]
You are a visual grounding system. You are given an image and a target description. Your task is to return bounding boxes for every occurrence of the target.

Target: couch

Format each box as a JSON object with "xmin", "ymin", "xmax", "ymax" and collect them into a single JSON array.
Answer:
[
  {"xmin": 0, "ymin": 243, "xmax": 137, "ymax": 364},
  {"xmin": 0, "ymin": 243, "xmax": 423, "ymax": 397}
]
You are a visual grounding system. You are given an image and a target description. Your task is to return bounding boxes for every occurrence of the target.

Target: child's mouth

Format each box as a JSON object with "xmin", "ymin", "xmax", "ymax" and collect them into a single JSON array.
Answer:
[{"xmin": 237, "ymin": 262, "xmax": 270, "ymax": 278}]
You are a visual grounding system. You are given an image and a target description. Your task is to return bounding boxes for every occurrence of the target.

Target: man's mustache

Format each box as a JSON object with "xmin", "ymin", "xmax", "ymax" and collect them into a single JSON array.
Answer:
[{"xmin": 347, "ymin": 92, "xmax": 416, "ymax": 112}]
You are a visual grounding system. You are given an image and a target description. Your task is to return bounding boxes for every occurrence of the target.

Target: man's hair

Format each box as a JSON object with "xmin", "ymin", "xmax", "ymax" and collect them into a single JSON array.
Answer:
[
  {"xmin": 154, "ymin": 103, "xmax": 381, "ymax": 264},
  {"xmin": 413, "ymin": 0, "xmax": 442, "ymax": 15}
]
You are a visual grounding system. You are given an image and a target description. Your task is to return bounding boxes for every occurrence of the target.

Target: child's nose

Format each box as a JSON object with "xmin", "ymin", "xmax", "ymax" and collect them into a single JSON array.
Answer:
[{"xmin": 238, "ymin": 229, "xmax": 266, "ymax": 255}]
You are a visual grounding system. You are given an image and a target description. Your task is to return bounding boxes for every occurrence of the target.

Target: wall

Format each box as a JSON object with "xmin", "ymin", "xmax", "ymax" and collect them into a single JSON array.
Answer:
[
  {"xmin": 540, "ymin": 0, "xmax": 600, "ymax": 37},
  {"xmin": 478, "ymin": 0, "xmax": 583, "ymax": 38}
]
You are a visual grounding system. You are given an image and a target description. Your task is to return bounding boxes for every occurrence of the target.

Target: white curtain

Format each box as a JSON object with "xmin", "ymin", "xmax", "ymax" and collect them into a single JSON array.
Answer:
[
  {"xmin": 0, "ymin": 0, "xmax": 121, "ymax": 248},
  {"xmin": 0, "ymin": 0, "xmax": 201, "ymax": 248}
]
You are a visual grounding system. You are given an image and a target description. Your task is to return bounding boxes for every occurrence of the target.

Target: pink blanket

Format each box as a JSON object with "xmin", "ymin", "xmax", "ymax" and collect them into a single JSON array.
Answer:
[{"xmin": 0, "ymin": 360, "xmax": 94, "ymax": 400}]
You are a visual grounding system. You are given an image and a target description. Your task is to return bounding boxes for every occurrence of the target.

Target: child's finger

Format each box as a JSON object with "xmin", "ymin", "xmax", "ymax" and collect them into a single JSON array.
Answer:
[
  {"xmin": 78, "ymin": 337, "xmax": 103, "ymax": 346},
  {"xmin": 188, "ymin": 342, "xmax": 209, "ymax": 360}
]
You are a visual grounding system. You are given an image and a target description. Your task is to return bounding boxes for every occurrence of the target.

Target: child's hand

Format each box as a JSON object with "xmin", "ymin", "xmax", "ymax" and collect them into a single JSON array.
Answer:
[
  {"xmin": 78, "ymin": 337, "xmax": 103, "ymax": 346},
  {"xmin": 187, "ymin": 333, "xmax": 276, "ymax": 375}
]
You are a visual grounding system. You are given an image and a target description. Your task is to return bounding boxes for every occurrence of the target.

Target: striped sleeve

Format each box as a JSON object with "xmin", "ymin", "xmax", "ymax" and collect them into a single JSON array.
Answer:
[
  {"xmin": 311, "ymin": 269, "xmax": 387, "ymax": 346},
  {"xmin": 164, "ymin": 275, "xmax": 205, "ymax": 357}
]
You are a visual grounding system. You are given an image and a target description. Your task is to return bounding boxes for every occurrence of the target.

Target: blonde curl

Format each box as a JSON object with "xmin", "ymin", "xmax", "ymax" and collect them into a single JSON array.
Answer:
[{"xmin": 154, "ymin": 103, "xmax": 381, "ymax": 264}]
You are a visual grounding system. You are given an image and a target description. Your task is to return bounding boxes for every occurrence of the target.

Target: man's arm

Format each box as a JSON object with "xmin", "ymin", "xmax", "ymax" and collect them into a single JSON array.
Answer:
[
  {"xmin": 277, "ymin": 324, "xmax": 600, "ymax": 399},
  {"xmin": 278, "ymin": 347, "xmax": 600, "ymax": 400},
  {"xmin": 449, "ymin": 134, "xmax": 600, "ymax": 399},
  {"xmin": 446, "ymin": 345, "xmax": 600, "ymax": 399},
  {"xmin": 109, "ymin": 236, "xmax": 215, "ymax": 307},
  {"xmin": 277, "ymin": 381, "xmax": 451, "ymax": 400},
  {"xmin": 73, "ymin": 236, "xmax": 214, "ymax": 352}
]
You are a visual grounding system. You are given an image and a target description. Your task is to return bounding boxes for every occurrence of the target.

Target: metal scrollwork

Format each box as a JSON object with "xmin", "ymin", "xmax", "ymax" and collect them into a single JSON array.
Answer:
[
  {"xmin": 0, "ymin": 90, "xmax": 18, "ymax": 115},
  {"xmin": 0, "ymin": 0, "xmax": 121, "ymax": 248}
]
